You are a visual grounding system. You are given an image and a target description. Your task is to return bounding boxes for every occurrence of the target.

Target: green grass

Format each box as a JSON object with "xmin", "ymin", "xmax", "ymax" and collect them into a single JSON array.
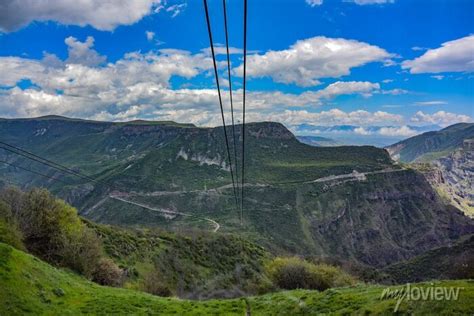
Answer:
[
  {"xmin": 1, "ymin": 242, "xmax": 473, "ymax": 315},
  {"xmin": 87, "ymin": 221, "xmax": 270, "ymax": 297}
]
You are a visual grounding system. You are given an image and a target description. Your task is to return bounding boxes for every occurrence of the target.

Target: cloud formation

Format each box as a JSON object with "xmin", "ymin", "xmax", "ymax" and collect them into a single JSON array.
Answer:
[
  {"xmin": 65, "ymin": 36, "xmax": 106, "ymax": 67},
  {"xmin": 0, "ymin": 0, "xmax": 163, "ymax": 32},
  {"xmin": 411, "ymin": 111, "xmax": 472, "ymax": 127},
  {"xmin": 0, "ymin": 35, "xmax": 468, "ymax": 131},
  {"xmin": 306, "ymin": 0, "xmax": 324, "ymax": 7},
  {"xmin": 350, "ymin": 0, "xmax": 395, "ymax": 5},
  {"xmin": 146, "ymin": 31, "xmax": 155, "ymax": 41},
  {"xmin": 260, "ymin": 109, "xmax": 403, "ymax": 126},
  {"xmin": 234, "ymin": 36, "xmax": 393, "ymax": 86},
  {"xmin": 414, "ymin": 101, "xmax": 447, "ymax": 106},
  {"xmin": 402, "ymin": 35, "xmax": 474, "ymax": 74},
  {"xmin": 166, "ymin": 3, "xmax": 187, "ymax": 18}
]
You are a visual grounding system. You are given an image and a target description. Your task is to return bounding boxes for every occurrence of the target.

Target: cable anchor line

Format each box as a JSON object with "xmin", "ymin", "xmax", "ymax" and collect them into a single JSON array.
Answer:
[
  {"xmin": 222, "ymin": 0, "xmax": 240, "ymax": 205},
  {"xmin": 240, "ymin": 0, "xmax": 248, "ymax": 226},
  {"xmin": 203, "ymin": 0, "xmax": 239, "ymax": 209}
]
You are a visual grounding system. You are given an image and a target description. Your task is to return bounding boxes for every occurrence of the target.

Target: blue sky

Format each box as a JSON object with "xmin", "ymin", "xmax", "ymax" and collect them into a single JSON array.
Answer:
[{"xmin": 0, "ymin": 0, "xmax": 473, "ymax": 140}]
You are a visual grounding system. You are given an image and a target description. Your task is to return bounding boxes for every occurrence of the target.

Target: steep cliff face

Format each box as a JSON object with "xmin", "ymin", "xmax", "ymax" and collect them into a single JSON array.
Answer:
[
  {"xmin": 85, "ymin": 168, "xmax": 474, "ymax": 267},
  {"xmin": 286, "ymin": 169, "xmax": 473, "ymax": 267},
  {"xmin": 421, "ymin": 139, "xmax": 474, "ymax": 217}
]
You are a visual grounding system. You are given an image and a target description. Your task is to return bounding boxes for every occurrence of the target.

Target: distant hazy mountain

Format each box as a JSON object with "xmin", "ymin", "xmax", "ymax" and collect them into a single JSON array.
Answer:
[
  {"xmin": 385, "ymin": 123, "xmax": 474, "ymax": 163},
  {"xmin": 294, "ymin": 124, "xmax": 441, "ymax": 147},
  {"xmin": 297, "ymin": 135, "xmax": 342, "ymax": 147}
]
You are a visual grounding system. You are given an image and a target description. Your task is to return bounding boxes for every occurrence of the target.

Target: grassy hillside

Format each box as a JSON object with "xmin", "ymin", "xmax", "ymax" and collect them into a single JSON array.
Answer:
[
  {"xmin": 1, "ymin": 242, "xmax": 473, "ymax": 315},
  {"xmin": 87, "ymin": 221, "xmax": 271, "ymax": 298},
  {"xmin": 386, "ymin": 123, "xmax": 474, "ymax": 163}
]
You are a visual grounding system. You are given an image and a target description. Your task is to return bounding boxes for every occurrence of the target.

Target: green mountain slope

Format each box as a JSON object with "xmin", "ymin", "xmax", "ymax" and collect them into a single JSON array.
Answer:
[
  {"xmin": 1, "ymin": 116, "xmax": 473, "ymax": 267},
  {"xmin": 381, "ymin": 235, "xmax": 474, "ymax": 283},
  {"xmin": 1, "ymin": 242, "xmax": 473, "ymax": 315},
  {"xmin": 385, "ymin": 123, "xmax": 474, "ymax": 163}
]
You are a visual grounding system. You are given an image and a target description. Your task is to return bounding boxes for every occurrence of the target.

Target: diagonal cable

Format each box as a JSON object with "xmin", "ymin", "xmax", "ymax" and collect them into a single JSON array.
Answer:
[
  {"xmin": 203, "ymin": 0, "xmax": 239, "ymax": 208},
  {"xmin": 0, "ymin": 140, "xmax": 99, "ymax": 183},
  {"xmin": 240, "ymin": 0, "xmax": 248, "ymax": 225},
  {"xmin": 0, "ymin": 160, "xmax": 73, "ymax": 185},
  {"xmin": 222, "ymin": 0, "xmax": 240, "ymax": 204}
]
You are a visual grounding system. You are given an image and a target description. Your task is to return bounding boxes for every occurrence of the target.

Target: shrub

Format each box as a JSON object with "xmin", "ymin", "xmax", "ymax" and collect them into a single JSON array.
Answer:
[
  {"xmin": 0, "ymin": 201, "xmax": 24, "ymax": 250},
  {"xmin": 266, "ymin": 257, "xmax": 356, "ymax": 291},
  {"xmin": 142, "ymin": 269, "xmax": 172, "ymax": 297},
  {"xmin": 60, "ymin": 227, "xmax": 103, "ymax": 278},
  {"xmin": 16, "ymin": 188, "xmax": 83, "ymax": 263},
  {"xmin": 0, "ymin": 218, "xmax": 24, "ymax": 250},
  {"xmin": 0, "ymin": 186, "xmax": 123, "ymax": 285},
  {"xmin": 92, "ymin": 258, "xmax": 124, "ymax": 287}
]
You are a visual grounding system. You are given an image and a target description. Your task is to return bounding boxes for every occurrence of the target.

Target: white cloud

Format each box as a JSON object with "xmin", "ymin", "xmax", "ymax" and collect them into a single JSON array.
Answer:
[
  {"xmin": 146, "ymin": 31, "xmax": 155, "ymax": 41},
  {"xmin": 234, "ymin": 36, "xmax": 393, "ymax": 86},
  {"xmin": 382, "ymin": 79, "xmax": 393, "ymax": 83},
  {"xmin": 350, "ymin": 0, "xmax": 395, "ymax": 5},
  {"xmin": 65, "ymin": 36, "xmax": 106, "ymax": 67},
  {"xmin": 0, "ymin": 0, "xmax": 163, "ymax": 32},
  {"xmin": 306, "ymin": 0, "xmax": 323, "ymax": 7},
  {"xmin": 378, "ymin": 126, "xmax": 417, "ymax": 137},
  {"xmin": 201, "ymin": 46, "xmax": 244, "ymax": 56},
  {"xmin": 431, "ymin": 75, "xmax": 444, "ymax": 80},
  {"xmin": 258, "ymin": 109, "xmax": 403, "ymax": 127},
  {"xmin": 402, "ymin": 35, "xmax": 474, "ymax": 74},
  {"xmin": 0, "ymin": 37, "xmax": 416, "ymax": 129},
  {"xmin": 0, "ymin": 57, "xmax": 45, "ymax": 87},
  {"xmin": 414, "ymin": 101, "xmax": 447, "ymax": 106},
  {"xmin": 412, "ymin": 46, "xmax": 427, "ymax": 51},
  {"xmin": 411, "ymin": 111, "xmax": 472, "ymax": 127},
  {"xmin": 166, "ymin": 3, "xmax": 187, "ymax": 18},
  {"xmin": 354, "ymin": 127, "xmax": 372, "ymax": 135},
  {"xmin": 313, "ymin": 81, "xmax": 380, "ymax": 98},
  {"xmin": 380, "ymin": 88, "xmax": 408, "ymax": 95}
]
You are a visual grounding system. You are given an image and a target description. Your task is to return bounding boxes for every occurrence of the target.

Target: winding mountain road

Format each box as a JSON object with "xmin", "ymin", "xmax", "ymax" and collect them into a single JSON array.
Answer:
[
  {"xmin": 106, "ymin": 167, "xmax": 406, "ymax": 234},
  {"xmin": 109, "ymin": 195, "xmax": 221, "ymax": 233}
]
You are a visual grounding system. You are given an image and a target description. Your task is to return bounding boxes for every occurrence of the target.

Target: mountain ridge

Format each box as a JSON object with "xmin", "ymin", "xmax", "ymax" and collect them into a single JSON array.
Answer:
[{"xmin": 386, "ymin": 123, "xmax": 474, "ymax": 162}]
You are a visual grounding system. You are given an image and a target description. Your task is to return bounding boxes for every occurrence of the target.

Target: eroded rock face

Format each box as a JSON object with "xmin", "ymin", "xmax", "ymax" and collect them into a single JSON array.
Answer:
[{"xmin": 423, "ymin": 139, "xmax": 474, "ymax": 217}]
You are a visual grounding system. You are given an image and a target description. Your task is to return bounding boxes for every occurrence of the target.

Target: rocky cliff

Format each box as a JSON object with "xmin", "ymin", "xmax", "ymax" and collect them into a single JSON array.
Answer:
[{"xmin": 420, "ymin": 139, "xmax": 474, "ymax": 217}]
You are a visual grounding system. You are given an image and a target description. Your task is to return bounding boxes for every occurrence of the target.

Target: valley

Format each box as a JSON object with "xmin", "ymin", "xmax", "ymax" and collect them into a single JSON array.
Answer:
[{"xmin": 1, "ymin": 116, "xmax": 473, "ymax": 267}]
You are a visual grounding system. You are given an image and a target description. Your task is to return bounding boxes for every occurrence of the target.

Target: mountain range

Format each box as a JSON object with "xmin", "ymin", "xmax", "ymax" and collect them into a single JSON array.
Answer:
[
  {"xmin": 294, "ymin": 124, "xmax": 441, "ymax": 147},
  {"xmin": 0, "ymin": 116, "xmax": 472, "ymax": 268}
]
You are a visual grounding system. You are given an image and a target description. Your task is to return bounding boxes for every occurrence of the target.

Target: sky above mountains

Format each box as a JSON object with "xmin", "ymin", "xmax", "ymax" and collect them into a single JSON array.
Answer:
[{"xmin": 0, "ymin": 0, "xmax": 473, "ymax": 139}]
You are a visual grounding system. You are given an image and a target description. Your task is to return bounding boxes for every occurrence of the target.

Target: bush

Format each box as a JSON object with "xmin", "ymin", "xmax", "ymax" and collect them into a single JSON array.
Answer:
[
  {"xmin": 0, "ymin": 218, "xmax": 24, "ymax": 250},
  {"xmin": 0, "ymin": 201, "xmax": 24, "ymax": 250},
  {"xmin": 92, "ymin": 258, "xmax": 124, "ymax": 287},
  {"xmin": 15, "ymin": 188, "xmax": 82, "ymax": 263},
  {"xmin": 0, "ymin": 186, "xmax": 123, "ymax": 286},
  {"xmin": 60, "ymin": 227, "xmax": 103, "ymax": 278},
  {"xmin": 266, "ymin": 257, "xmax": 356, "ymax": 291},
  {"xmin": 142, "ymin": 269, "xmax": 172, "ymax": 297}
]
